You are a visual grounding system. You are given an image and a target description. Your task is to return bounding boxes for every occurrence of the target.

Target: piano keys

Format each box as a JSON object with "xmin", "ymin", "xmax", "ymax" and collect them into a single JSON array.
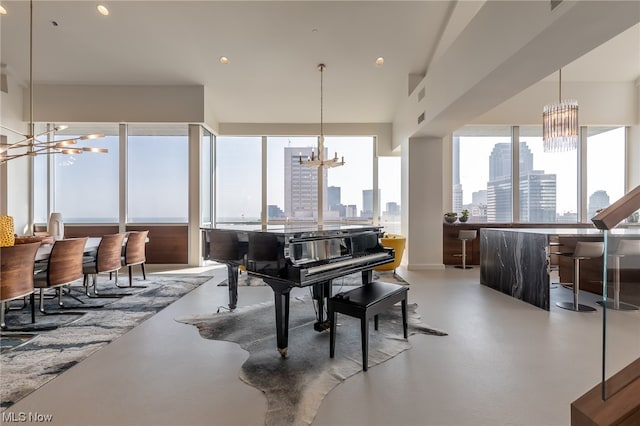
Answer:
[{"xmin": 201, "ymin": 225, "xmax": 394, "ymax": 357}]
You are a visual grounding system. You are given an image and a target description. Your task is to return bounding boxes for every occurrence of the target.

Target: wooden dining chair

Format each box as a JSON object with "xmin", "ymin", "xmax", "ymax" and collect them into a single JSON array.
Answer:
[
  {"xmin": 117, "ymin": 230, "xmax": 149, "ymax": 288},
  {"xmin": 1, "ymin": 242, "xmax": 40, "ymax": 329},
  {"xmin": 82, "ymin": 233, "xmax": 127, "ymax": 298},
  {"xmin": 34, "ymin": 237, "xmax": 90, "ymax": 314}
]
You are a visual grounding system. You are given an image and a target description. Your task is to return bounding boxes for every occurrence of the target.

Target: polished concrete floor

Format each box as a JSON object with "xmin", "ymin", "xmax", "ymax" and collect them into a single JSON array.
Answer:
[{"xmin": 6, "ymin": 265, "xmax": 640, "ymax": 425}]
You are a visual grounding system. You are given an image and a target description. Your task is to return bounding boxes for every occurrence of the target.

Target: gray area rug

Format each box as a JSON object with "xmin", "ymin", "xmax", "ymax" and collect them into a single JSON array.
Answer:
[
  {"xmin": 177, "ymin": 294, "xmax": 447, "ymax": 426},
  {"xmin": 0, "ymin": 274, "xmax": 212, "ymax": 410},
  {"xmin": 219, "ymin": 269, "xmax": 407, "ymax": 287}
]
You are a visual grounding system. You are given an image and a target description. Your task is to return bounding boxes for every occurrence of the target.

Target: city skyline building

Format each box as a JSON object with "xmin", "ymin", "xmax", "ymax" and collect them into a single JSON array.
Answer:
[
  {"xmin": 328, "ymin": 186, "xmax": 341, "ymax": 211},
  {"xmin": 284, "ymin": 147, "xmax": 327, "ymax": 220},
  {"xmin": 452, "ymin": 136, "xmax": 463, "ymax": 213},
  {"xmin": 486, "ymin": 142, "xmax": 556, "ymax": 222},
  {"xmin": 588, "ymin": 190, "xmax": 610, "ymax": 219},
  {"xmin": 519, "ymin": 171, "xmax": 557, "ymax": 222}
]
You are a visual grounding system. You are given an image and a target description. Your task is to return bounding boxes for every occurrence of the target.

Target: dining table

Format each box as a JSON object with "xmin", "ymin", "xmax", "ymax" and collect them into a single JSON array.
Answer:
[
  {"xmin": 34, "ymin": 237, "xmax": 100, "ymax": 261},
  {"xmin": 34, "ymin": 236, "xmax": 147, "ymax": 262}
]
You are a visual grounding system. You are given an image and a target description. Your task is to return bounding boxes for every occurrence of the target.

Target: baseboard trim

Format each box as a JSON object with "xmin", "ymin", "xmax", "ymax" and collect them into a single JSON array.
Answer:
[{"xmin": 407, "ymin": 264, "xmax": 445, "ymax": 271}]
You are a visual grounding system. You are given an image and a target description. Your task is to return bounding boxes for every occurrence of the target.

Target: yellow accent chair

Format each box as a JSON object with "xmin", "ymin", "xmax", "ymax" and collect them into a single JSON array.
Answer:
[{"xmin": 374, "ymin": 233, "xmax": 406, "ymax": 273}]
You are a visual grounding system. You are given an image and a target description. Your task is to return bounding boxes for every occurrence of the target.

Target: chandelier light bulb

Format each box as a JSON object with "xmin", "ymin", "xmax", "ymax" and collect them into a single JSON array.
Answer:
[{"xmin": 97, "ymin": 5, "xmax": 109, "ymax": 16}]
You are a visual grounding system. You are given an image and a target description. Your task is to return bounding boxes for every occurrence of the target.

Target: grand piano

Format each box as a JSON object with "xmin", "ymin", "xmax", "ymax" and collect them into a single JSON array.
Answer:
[{"xmin": 201, "ymin": 225, "xmax": 394, "ymax": 356}]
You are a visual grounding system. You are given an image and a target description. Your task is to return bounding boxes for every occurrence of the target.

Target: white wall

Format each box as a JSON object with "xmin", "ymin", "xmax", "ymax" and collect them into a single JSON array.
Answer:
[
  {"xmin": 30, "ymin": 85, "xmax": 206, "ymax": 124},
  {"xmin": 0, "ymin": 70, "xmax": 31, "ymax": 234}
]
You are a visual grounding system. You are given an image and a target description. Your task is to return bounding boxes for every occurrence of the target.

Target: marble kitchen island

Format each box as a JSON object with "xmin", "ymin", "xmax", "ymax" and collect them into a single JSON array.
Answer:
[{"xmin": 479, "ymin": 228, "xmax": 618, "ymax": 310}]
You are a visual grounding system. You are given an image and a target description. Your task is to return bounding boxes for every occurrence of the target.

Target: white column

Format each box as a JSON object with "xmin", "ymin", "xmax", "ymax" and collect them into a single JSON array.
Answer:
[
  {"xmin": 188, "ymin": 124, "xmax": 203, "ymax": 266},
  {"xmin": 627, "ymin": 125, "xmax": 640, "ymax": 191},
  {"xmin": 119, "ymin": 123, "xmax": 127, "ymax": 233},
  {"xmin": 404, "ymin": 136, "xmax": 445, "ymax": 270}
]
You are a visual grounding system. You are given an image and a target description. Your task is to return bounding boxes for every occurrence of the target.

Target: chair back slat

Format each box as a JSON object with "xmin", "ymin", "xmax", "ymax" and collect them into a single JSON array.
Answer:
[
  {"xmin": 124, "ymin": 231, "xmax": 148, "ymax": 265},
  {"xmin": 96, "ymin": 233, "xmax": 126, "ymax": 273},
  {"xmin": 1, "ymin": 242, "xmax": 40, "ymax": 302},
  {"xmin": 47, "ymin": 238, "xmax": 88, "ymax": 287}
]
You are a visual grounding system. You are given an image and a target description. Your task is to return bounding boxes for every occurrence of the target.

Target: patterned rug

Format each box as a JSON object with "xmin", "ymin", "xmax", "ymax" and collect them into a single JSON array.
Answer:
[
  {"xmin": 0, "ymin": 274, "xmax": 212, "ymax": 410},
  {"xmin": 219, "ymin": 269, "xmax": 407, "ymax": 287},
  {"xmin": 177, "ymin": 295, "xmax": 447, "ymax": 426}
]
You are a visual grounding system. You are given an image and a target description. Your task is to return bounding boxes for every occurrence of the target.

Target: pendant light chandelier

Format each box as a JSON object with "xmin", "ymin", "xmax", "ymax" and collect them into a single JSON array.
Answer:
[
  {"xmin": 299, "ymin": 63, "xmax": 344, "ymax": 168},
  {"xmin": 0, "ymin": 0, "xmax": 106, "ymax": 164},
  {"xmin": 542, "ymin": 68, "xmax": 578, "ymax": 153}
]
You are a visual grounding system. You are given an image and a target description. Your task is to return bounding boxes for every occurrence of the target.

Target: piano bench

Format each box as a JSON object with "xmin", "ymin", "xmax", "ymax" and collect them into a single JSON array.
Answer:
[{"xmin": 329, "ymin": 281, "xmax": 408, "ymax": 371}]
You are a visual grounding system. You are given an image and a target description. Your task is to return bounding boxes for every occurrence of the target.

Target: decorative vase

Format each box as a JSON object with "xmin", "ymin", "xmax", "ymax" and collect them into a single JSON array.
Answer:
[
  {"xmin": 459, "ymin": 216, "xmax": 468, "ymax": 223},
  {"xmin": 48, "ymin": 212, "xmax": 64, "ymax": 241},
  {"xmin": 444, "ymin": 215, "xmax": 457, "ymax": 224},
  {"xmin": 0, "ymin": 215, "xmax": 15, "ymax": 247}
]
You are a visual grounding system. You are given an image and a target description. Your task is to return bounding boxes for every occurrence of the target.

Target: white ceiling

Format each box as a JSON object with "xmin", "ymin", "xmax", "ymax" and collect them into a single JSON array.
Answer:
[{"xmin": 1, "ymin": 1, "xmax": 639, "ymax": 125}]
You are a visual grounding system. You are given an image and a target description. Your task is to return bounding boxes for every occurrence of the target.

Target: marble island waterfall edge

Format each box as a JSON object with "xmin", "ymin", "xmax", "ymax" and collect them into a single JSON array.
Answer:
[{"xmin": 480, "ymin": 229, "xmax": 550, "ymax": 310}]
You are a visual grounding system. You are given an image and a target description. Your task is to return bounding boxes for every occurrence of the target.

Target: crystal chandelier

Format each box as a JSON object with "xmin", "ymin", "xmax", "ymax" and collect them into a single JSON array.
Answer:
[
  {"xmin": 0, "ymin": 0, "xmax": 106, "ymax": 164},
  {"xmin": 299, "ymin": 64, "xmax": 344, "ymax": 168},
  {"xmin": 542, "ymin": 69, "xmax": 578, "ymax": 153}
]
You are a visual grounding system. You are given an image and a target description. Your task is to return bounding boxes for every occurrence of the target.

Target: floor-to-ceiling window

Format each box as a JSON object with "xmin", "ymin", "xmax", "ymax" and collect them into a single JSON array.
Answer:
[
  {"xmin": 586, "ymin": 126, "xmax": 626, "ymax": 219},
  {"xmin": 127, "ymin": 124, "xmax": 188, "ymax": 223},
  {"xmin": 266, "ymin": 136, "xmax": 318, "ymax": 223},
  {"xmin": 214, "ymin": 135, "xmax": 384, "ymax": 228},
  {"xmin": 52, "ymin": 124, "xmax": 120, "ymax": 223},
  {"xmin": 215, "ymin": 136, "xmax": 261, "ymax": 225},
  {"xmin": 201, "ymin": 129, "xmax": 213, "ymax": 227},
  {"xmin": 323, "ymin": 136, "xmax": 374, "ymax": 223},
  {"xmin": 453, "ymin": 125, "xmax": 627, "ymax": 223},
  {"xmin": 453, "ymin": 127, "xmax": 512, "ymax": 223},
  {"xmin": 519, "ymin": 125, "xmax": 578, "ymax": 223},
  {"xmin": 378, "ymin": 156, "xmax": 401, "ymax": 234}
]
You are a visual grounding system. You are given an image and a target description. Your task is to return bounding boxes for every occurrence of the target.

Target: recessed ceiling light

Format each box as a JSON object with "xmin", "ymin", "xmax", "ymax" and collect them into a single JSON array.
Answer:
[
  {"xmin": 375, "ymin": 57, "xmax": 384, "ymax": 66},
  {"xmin": 97, "ymin": 5, "xmax": 109, "ymax": 16},
  {"xmin": 219, "ymin": 56, "xmax": 230, "ymax": 65},
  {"xmin": 0, "ymin": 5, "xmax": 7, "ymax": 15}
]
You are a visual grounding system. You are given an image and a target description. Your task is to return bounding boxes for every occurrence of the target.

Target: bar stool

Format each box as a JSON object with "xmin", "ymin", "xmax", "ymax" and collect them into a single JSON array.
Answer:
[
  {"xmin": 454, "ymin": 230, "xmax": 477, "ymax": 269},
  {"xmin": 597, "ymin": 239, "xmax": 640, "ymax": 311},
  {"xmin": 556, "ymin": 241, "xmax": 603, "ymax": 312}
]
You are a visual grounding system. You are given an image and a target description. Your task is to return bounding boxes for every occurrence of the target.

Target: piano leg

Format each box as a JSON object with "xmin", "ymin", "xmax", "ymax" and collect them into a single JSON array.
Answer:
[
  {"xmin": 362, "ymin": 269, "xmax": 373, "ymax": 284},
  {"xmin": 264, "ymin": 280, "xmax": 292, "ymax": 358},
  {"xmin": 226, "ymin": 263, "xmax": 239, "ymax": 310},
  {"xmin": 312, "ymin": 281, "xmax": 332, "ymax": 332}
]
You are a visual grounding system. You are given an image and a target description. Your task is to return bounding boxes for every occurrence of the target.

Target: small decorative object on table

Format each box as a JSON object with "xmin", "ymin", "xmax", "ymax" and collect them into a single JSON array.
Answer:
[
  {"xmin": 47, "ymin": 212, "xmax": 64, "ymax": 241},
  {"xmin": 444, "ymin": 212, "xmax": 457, "ymax": 224},
  {"xmin": 459, "ymin": 209, "xmax": 470, "ymax": 223}
]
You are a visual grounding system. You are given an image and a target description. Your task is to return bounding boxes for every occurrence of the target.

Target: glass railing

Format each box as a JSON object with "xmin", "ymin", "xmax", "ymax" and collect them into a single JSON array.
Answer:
[{"xmin": 592, "ymin": 186, "xmax": 640, "ymax": 401}]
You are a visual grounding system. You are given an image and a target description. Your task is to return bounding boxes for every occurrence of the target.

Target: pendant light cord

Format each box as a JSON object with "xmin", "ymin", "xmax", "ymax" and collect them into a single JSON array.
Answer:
[
  {"xmin": 29, "ymin": 0, "xmax": 34, "ymax": 142},
  {"xmin": 319, "ymin": 64, "xmax": 324, "ymax": 142},
  {"xmin": 558, "ymin": 68, "xmax": 562, "ymax": 102}
]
